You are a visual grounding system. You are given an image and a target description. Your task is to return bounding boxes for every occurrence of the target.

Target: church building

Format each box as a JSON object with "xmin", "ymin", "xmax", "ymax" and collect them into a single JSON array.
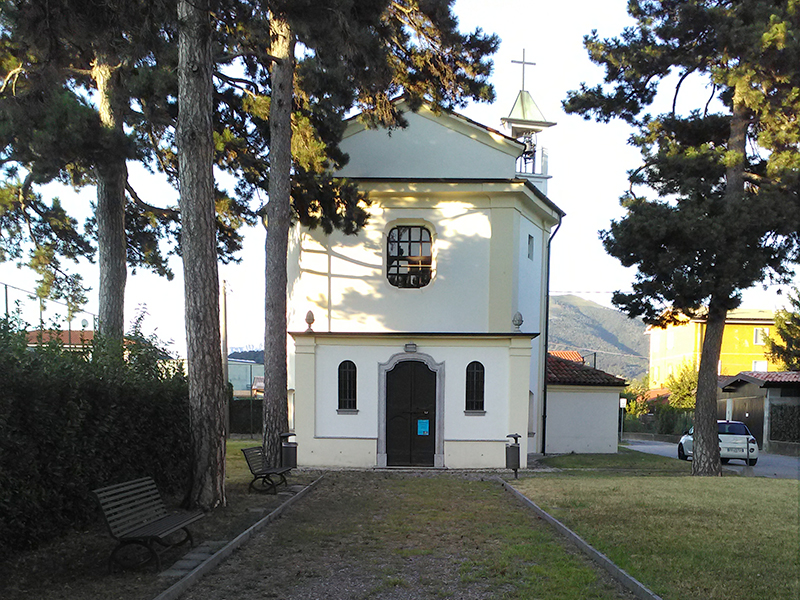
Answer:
[{"xmin": 286, "ymin": 81, "xmax": 564, "ymax": 468}]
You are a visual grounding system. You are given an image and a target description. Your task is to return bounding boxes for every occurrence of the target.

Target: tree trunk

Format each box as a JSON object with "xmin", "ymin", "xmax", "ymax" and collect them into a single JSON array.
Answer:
[
  {"xmin": 263, "ymin": 15, "xmax": 295, "ymax": 466},
  {"xmin": 692, "ymin": 83, "xmax": 749, "ymax": 476},
  {"xmin": 177, "ymin": 0, "xmax": 226, "ymax": 510},
  {"xmin": 692, "ymin": 300, "xmax": 725, "ymax": 476},
  {"xmin": 92, "ymin": 57, "xmax": 127, "ymax": 344}
]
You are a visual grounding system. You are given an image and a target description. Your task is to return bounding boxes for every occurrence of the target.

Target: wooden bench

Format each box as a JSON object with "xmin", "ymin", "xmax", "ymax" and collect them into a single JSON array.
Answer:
[
  {"xmin": 242, "ymin": 446, "xmax": 291, "ymax": 494},
  {"xmin": 94, "ymin": 477, "xmax": 204, "ymax": 571}
]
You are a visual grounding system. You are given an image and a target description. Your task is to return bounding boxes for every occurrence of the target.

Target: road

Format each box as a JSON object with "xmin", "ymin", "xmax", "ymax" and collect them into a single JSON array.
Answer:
[{"xmin": 625, "ymin": 439, "xmax": 800, "ymax": 480}]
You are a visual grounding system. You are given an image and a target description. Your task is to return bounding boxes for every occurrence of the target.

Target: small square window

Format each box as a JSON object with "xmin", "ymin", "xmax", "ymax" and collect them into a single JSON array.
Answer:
[
  {"xmin": 754, "ymin": 328, "xmax": 769, "ymax": 345},
  {"xmin": 752, "ymin": 360, "xmax": 768, "ymax": 372}
]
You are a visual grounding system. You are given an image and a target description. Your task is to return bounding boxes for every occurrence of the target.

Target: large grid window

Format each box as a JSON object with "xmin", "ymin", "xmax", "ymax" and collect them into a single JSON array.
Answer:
[
  {"xmin": 387, "ymin": 226, "xmax": 433, "ymax": 288},
  {"xmin": 338, "ymin": 361, "xmax": 357, "ymax": 411},
  {"xmin": 465, "ymin": 361, "xmax": 485, "ymax": 412}
]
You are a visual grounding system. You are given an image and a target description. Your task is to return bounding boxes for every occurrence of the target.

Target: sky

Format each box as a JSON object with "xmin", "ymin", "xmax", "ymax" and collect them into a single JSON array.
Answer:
[{"xmin": 0, "ymin": 0, "xmax": 795, "ymax": 357}]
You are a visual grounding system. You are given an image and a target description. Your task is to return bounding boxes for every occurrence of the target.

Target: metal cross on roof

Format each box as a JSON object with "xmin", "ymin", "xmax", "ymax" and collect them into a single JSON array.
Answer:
[{"xmin": 511, "ymin": 49, "xmax": 536, "ymax": 92}]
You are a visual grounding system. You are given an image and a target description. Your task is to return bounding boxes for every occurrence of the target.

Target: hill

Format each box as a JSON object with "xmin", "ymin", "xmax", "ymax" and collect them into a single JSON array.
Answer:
[
  {"xmin": 228, "ymin": 349, "xmax": 264, "ymax": 363},
  {"xmin": 548, "ymin": 295, "xmax": 648, "ymax": 382}
]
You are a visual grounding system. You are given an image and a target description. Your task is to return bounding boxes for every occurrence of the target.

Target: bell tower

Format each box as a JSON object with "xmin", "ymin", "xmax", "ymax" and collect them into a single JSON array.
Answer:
[{"xmin": 501, "ymin": 50, "xmax": 555, "ymax": 194}]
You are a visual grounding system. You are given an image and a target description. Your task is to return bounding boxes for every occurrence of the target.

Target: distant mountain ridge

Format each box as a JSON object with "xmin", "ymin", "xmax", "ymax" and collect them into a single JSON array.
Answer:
[
  {"xmin": 548, "ymin": 295, "xmax": 648, "ymax": 382},
  {"xmin": 229, "ymin": 349, "xmax": 264, "ymax": 363}
]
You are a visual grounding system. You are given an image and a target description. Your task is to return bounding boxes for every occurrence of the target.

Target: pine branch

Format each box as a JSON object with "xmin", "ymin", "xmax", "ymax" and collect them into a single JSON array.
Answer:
[
  {"xmin": 145, "ymin": 125, "xmax": 178, "ymax": 181},
  {"xmin": 214, "ymin": 71, "xmax": 259, "ymax": 97},
  {"xmin": 16, "ymin": 174, "xmax": 81, "ymax": 286},
  {"xmin": 215, "ymin": 51, "xmax": 282, "ymax": 64},
  {"xmin": 64, "ymin": 66, "xmax": 94, "ymax": 76},
  {"xmin": 672, "ymin": 68, "xmax": 695, "ymax": 116},
  {"xmin": 704, "ymin": 84, "xmax": 717, "ymax": 117},
  {"xmin": 1, "ymin": 64, "xmax": 25, "ymax": 95},
  {"xmin": 125, "ymin": 182, "xmax": 179, "ymax": 218}
]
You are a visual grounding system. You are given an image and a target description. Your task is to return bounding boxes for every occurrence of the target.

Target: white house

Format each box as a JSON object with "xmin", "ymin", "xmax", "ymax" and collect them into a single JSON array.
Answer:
[
  {"xmin": 286, "ymin": 92, "xmax": 564, "ymax": 469},
  {"xmin": 544, "ymin": 354, "xmax": 627, "ymax": 454}
]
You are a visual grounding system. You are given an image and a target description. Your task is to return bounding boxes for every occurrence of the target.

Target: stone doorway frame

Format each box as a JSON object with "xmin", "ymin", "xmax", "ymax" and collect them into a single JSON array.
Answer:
[{"xmin": 377, "ymin": 351, "xmax": 445, "ymax": 467}]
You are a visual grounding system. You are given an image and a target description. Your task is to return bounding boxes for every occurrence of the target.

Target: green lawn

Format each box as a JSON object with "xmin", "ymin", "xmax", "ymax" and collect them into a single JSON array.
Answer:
[
  {"xmin": 539, "ymin": 447, "xmax": 690, "ymax": 473},
  {"xmin": 516, "ymin": 454, "xmax": 799, "ymax": 600}
]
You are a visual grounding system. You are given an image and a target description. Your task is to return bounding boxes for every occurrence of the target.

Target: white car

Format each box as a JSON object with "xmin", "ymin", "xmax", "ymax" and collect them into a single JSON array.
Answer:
[{"xmin": 678, "ymin": 420, "xmax": 759, "ymax": 466}]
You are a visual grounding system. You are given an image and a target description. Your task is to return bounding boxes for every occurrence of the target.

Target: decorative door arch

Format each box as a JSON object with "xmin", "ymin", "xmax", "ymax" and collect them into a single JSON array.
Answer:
[{"xmin": 377, "ymin": 352, "xmax": 445, "ymax": 467}]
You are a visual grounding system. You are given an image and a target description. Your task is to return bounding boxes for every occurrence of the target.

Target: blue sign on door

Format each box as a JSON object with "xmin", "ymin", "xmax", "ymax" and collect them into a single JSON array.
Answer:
[{"xmin": 417, "ymin": 419, "xmax": 430, "ymax": 436}]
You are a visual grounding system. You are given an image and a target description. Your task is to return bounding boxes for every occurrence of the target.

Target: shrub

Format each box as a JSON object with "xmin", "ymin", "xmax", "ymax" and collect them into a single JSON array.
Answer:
[
  {"xmin": 623, "ymin": 406, "xmax": 693, "ymax": 436},
  {"xmin": 0, "ymin": 319, "xmax": 191, "ymax": 560},
  {"xmin": 623, "ymin": 413, "xmax": 649, "ymax": 432},
  {"xmin": 653, "ymin": 403, "xmax": 693, "ymax": 435},
  {"xmin": 663, "ymin": 362, "xmax": 697, "ymax": 410}
]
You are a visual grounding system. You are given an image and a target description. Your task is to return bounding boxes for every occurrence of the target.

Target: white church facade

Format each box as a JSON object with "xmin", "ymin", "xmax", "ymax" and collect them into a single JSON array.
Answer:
[{"xmin": 286, "ymin": 95, "xmax": 564, "ymax": 469}]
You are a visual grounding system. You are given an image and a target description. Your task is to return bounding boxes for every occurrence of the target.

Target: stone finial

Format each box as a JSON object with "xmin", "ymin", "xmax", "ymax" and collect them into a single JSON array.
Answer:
[
  {"xmin": 512, "ymin": 312, "xmax": 523, "ymax": 332},
  {"xmin": 305, "ymin": 310, "xmax": 315, "ymax": 332}
]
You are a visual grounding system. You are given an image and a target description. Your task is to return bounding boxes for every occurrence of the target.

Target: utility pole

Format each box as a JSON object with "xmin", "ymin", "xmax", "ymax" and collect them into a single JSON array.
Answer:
[{"xmin": 221, "ymin": 280, "xmax": 229, "ymax": 437}]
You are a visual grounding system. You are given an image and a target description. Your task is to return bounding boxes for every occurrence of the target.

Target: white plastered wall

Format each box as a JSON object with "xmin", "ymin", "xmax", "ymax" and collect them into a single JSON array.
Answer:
[
  {"xmin": 291, "ymin": 335, "xmax": 532, "ymax": 468},
  {"xmin": 287, "ymin": 193, "xmax": 494, "ymax": 335},
  {"xmin": 337, "ymin": 108, "xmax": 520, "ymax": 180},
  {"xmin": 545, "ymin": 386, "xmax": 624, "ymax": 454}
]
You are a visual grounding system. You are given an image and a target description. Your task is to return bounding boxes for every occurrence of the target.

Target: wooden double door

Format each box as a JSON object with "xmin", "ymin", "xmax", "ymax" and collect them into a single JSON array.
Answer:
[{"xmin": 386, "ymin": 360, "xmax": 436, "ymax": 466}]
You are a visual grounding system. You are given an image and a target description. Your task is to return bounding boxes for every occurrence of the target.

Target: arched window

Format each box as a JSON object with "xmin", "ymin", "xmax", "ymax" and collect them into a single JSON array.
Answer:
[
  {"xmin": 465, "ymin": 361, "xmax": 485, "ymax": 412},
  {"xmin": 338, "ymin": 360, "xmax": 357, "ymax": 411},
  {"xmin": 387, "ymin": 225, "xmax": 433, "ymax": 288}
]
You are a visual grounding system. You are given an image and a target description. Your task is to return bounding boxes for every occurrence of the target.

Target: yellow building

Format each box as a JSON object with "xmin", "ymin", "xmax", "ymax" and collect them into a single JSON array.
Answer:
[{"xmin": 648, "ymin": 309, "xmax": 777, "ymax": 390}]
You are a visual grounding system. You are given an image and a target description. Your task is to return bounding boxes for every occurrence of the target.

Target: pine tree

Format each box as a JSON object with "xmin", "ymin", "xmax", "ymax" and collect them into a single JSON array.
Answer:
[
  {"xmin": 0, "ymin": 0, "xmax": 256, "ymax": 344},
  {"xmin": 0, "ymin": 0, "xmax": 181, "ymax": 342},
  {"xmin": 252, "ymin": 0, "xmax": 498, "ymax": 465},
  {"xmin": 766, "ymin": 288, "xmax": 800, "ymax": 370},
  {"xmin": 564, "ymin": 0, "xmax": 800, "ymax": 475},
  {"xmin": 177, "ymin": 0, "xmax": 227, "ymax": 510}
]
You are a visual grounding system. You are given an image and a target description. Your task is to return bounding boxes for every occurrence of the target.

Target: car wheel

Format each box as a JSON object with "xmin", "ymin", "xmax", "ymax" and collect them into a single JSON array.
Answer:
[
  {"xmin": 678, "ymin": 443, "xmax": 687, "ymax": 460},
  {"xmin": 747, "ymin": 458, "xmax": 758, "ymax": 466},
  {"xmin": 721, "ymin": 458, "xmax": 730, "ymax": 464}
]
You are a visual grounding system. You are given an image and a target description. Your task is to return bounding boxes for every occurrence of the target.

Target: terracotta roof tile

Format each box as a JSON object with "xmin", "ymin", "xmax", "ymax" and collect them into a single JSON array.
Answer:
[
  {"xmin": 546, "ymin": 353, "xmax": 626, "ymax": 387},
  {"xmin": 26, "ymin": 329, "xmax": 95, "ymax": 346},
  {"xmin": 645, "ymin": 387, "xmax": 671, "ymax": 401},
  {"xmin": 548, "ymin": 350, "xmax": 584, "ymax": 363},
  {"xmin": 720, "ymin": 371, "xmax": 800, "ymax": 388}
]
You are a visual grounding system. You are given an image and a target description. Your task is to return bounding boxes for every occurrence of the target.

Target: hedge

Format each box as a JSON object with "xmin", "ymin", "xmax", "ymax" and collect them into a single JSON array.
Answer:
[
  {"xmin": 623, "ymin": 406, "xmax": 693, "ymax": 436},
  {"xmin": 770, "ymin": 404, "xmax": 800, "ymax": 443},
  {"xmin": 0, "ymin": 322, "xmax": 192, "ymax": 561}
]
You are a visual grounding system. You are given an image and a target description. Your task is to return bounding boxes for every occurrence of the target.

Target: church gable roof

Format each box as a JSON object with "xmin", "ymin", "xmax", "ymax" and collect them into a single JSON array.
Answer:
[{"xmin": 337, "ymin": 102, "xmax": 524, "ymax": 181}]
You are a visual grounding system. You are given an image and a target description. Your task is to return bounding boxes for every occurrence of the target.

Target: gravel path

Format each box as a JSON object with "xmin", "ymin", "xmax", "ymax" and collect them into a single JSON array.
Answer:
[{"xmin": 180, "ymin": 471, "xmax": 636, "ymax": 600}]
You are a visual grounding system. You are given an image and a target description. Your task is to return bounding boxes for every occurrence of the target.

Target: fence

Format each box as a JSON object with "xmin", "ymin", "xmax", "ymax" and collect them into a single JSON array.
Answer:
[
  {"xmin": 230, "ymin": 397, "xmax": 263, "ymax": 436},
  {"xmin": 2, "ymin": 281, "xmax": 97, "ymax": 332}
]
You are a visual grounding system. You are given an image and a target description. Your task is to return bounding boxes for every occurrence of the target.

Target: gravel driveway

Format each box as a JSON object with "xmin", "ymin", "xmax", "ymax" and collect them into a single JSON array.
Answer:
[{"xmin": 180, "ymin": 471, "xmax": 636, "ymax": 600}]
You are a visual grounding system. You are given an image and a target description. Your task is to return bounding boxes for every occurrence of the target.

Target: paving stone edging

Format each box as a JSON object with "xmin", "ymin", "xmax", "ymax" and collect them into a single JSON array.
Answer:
[
  {"xmin": 153, "ymin": 473, "xmax": 326, "ymax": 600},
  {"xmin": 496, "ymin": 477, "xmax": 663, "ymax": 600}
]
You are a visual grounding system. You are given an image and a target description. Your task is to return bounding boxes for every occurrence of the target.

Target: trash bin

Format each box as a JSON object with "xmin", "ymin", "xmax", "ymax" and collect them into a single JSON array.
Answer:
[
  {"xmin": 506, "ymin": 433, "xmax": 521, "ymax": 478},
  {"xmin": 280, "ymin": 432, "xmax": 297, "ymax": 468}
]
